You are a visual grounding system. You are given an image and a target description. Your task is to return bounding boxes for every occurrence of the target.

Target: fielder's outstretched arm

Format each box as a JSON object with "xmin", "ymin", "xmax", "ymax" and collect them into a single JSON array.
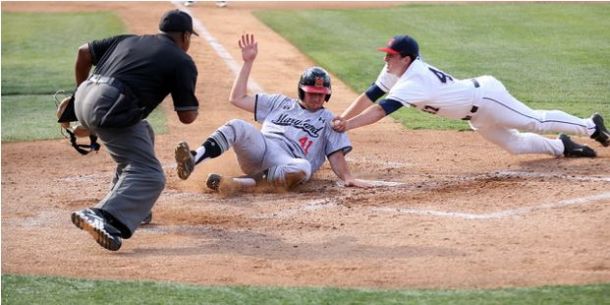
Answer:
[
  {"xmin": 327, "ymin": 151, "xmax": 372, "ymax": 188},
  {"xmin": 229, "ymin": 34, "xmax": 257, "ymax": 113},
  {"xmin": 341, "ymin": 93, "xmax": 374, "ymax": 120},
  {"xmin": 346, "ymin": 104, "xmax": 386, "ymax": 130}
]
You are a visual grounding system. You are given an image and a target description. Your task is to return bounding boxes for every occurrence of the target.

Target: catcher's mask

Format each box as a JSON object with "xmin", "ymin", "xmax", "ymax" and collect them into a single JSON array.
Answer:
[{"xmin": 298, "ymin": 66, "xmax": 332, "ymax": 102}]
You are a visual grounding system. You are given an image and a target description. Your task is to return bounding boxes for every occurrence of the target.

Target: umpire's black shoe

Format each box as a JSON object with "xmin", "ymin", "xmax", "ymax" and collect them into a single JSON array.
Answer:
[
  {"xmin": 590, "ymin": 113, "xmax": 609, "ymax": 147},
  {"xmin": 559, "ymin": 134, "xmax": 597, "ymax": 158},
  {"xmin": 175, "ymin": 141, "xmax": 195, "ymax": 180},
  {"xmin": 71, "ymin": 208, "xmax": 122, "ymax": 251}
]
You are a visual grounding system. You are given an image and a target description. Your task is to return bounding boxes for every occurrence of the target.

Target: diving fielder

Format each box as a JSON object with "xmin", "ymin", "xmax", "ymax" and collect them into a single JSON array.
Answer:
[{"xmin": 333, "ymin": 35, "xmax": 609, "ymax": 158}]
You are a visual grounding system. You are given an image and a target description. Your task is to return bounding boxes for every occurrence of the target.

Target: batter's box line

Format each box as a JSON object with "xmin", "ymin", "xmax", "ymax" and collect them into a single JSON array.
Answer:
[{"xmin": 371, "ymin": 191, "xmax": 610, "ymax": 220}]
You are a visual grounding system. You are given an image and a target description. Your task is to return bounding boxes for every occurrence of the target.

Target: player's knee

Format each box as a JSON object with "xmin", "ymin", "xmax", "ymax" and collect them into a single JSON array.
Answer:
[
  {"xmin": 267, "ymin": 161, "xmax": 311, "ymax": 190},
  {"xmin": 226, "ymin": 118, "xmax": 248, "ymax": 128},
  {"xmin": 284, "ymin": 170, "xmax": 308, "ymax": 189}
]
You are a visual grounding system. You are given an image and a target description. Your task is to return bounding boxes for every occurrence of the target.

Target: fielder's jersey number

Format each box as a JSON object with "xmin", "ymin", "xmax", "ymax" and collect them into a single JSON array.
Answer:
[
  {"xmin": 428, "ymin": 67, "xmax": 453, "ymax": 84},
  {"xmin": 422, "ymin": 67, "xmax": 454, "ymax": 114}
]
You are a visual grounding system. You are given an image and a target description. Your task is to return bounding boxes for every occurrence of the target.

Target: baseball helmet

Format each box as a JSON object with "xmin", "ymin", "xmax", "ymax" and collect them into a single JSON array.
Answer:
[{"xmin": 298, "ymin": 66, "xmax": 332, "ymax": 102}]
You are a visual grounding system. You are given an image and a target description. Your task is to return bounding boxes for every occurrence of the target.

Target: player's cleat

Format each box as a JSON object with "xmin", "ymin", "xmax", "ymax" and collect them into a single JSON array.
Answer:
[
  {"xmin": 559, "ymin": 134, "xmax": 596, "ymax": 158},
  {"xmin": 206, "ymin": 173, "xmax": 244, "ymax": 194},
  {"xmin": 140, "ymin": 212, "xmax": 152, "ymax": 225},
  {"xmin": 206, "ymin": 173, "xmax": 223, "ymax": 192},
  {"xmin": 175, "ymin": 141, "xmax": 195, "ymax": 180},
  {"xmin": 590, "ymin": 113, "xmax": 609, "ymax": 147},
  {"xmin": 71, "ymin": 208, "xmax": 122, "ymax": 251}
]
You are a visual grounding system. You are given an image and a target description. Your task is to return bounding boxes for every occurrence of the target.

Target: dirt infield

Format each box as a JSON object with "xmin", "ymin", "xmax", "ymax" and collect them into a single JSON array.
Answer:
[{"xmin": 2, "ymin": 2, "xmax": 609, "ymax": 289}]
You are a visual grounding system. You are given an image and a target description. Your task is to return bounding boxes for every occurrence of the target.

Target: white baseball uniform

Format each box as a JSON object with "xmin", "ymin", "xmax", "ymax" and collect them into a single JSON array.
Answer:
[
  {"xmin": 375, "ymin": 59, "xmax": 597, "ymax": 156},
  {"xmin": 210, "ymin": 93, "xmax": 351, "ymax": 184}
]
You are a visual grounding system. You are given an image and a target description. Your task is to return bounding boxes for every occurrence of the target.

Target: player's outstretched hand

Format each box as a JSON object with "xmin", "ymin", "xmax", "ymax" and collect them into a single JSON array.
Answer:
[
  {"xmin": 344, "ymin": 178, "xmax": 374, "ymax": 188},
  {"xmin": 239, "ymin": 33, "xmax": 258, "ymax": 63},
  {"xmin": 332, "ymin": 116, "xmax": 347, "ymax": 132}
]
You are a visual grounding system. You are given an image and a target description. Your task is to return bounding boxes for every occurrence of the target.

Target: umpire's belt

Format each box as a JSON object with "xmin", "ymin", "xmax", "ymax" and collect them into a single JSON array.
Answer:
[
  {"xmin": 89, "ymin": 75, "xmax": 134, "ymax": 97},
  {"xmin": 87, "ymin": 74, "xmax": 142, "ymax": 128}
]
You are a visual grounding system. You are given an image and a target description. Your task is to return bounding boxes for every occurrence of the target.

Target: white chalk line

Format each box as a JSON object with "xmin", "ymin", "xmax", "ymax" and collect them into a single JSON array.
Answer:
[
  {"xmin": 497, "ymin": 170, "xmax": 610, "ymax": 182},
  {"xmin": 371, "ymin": 191, "xmax": 610, "ymax": 220},
  {"xmin": 174, "ymin": 2, "xmax": 264, "ymax": 93}
]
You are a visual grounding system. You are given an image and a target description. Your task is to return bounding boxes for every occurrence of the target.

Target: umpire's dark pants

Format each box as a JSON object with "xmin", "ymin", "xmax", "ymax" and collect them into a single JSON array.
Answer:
[{"xmin": 74, "ymin": 79, "xmax": 165, "ymax": 237}]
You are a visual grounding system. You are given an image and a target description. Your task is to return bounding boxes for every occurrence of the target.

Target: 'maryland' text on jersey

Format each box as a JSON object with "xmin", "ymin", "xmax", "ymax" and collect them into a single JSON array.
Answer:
[{"xmin": 271, "ymin": 114, "xmax": 324, "ymax": 138}]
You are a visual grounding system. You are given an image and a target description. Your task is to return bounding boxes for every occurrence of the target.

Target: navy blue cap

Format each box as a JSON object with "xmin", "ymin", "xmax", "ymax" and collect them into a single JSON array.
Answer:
[
  {"xmin": 159, "ymin": 9, "xmax": 198, "ymax": 36},
  {"xmin": 378, "ymin": 35, "xmax": 419, "ymax": 58}
]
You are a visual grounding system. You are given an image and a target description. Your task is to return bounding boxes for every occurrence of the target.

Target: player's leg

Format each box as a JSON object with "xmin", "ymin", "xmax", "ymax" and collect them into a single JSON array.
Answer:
[
  {"xmin": 266, "ymin": 158, "xmax": 312, "ymax": 189},
  {"xmin": 206, "ymin": 143, "xmax": 312, "ymax": 193},
  {"xmin": 477, "ymin": 77, "xmax": 597, "ymax": 137},
  {"xmin": 175, "ymin": 119, "xmax": 265, "ymax": 180},
  {"xmin": 476, "ymin": 124, "xmax": 595, "ymax": 157},
  {"xmin": 206, "ymin": 160, "xmax": 311, "ymax": 193}
]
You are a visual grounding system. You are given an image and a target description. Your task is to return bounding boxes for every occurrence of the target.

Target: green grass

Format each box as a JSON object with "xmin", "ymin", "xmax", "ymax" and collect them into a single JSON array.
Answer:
[
  {"xmin": 1, "ymin": 12, "xmax": 167, "ymax": 142},
  {"xmin": 0, "ymin": 95, "xmax": 167, "ymax": 142},
  {"xmin": 254, "ymin": 3, "xmax": 610, "ymax": 130},
  {"xmin": 1, "ymin": 12, "xmax": 125, "ymax": 95},
  {"xmin": 2, "ymin": 274, "xmax": 609, "ymax": 305}
]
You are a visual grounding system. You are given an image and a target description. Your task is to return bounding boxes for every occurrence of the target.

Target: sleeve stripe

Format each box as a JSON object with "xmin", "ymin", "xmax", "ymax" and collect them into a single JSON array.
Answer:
[
  {"xmin": 378, "ymin": 98, "xmax": 405, "ymax": 115},
  {"xmin": 327, "ymin": 146, "xmax": 353, "ymax": 157}
]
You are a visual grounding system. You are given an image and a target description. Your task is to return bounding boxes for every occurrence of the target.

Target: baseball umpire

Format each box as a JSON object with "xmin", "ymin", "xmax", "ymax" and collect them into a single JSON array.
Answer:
[
  {"xmin": 174, "ymin": 34, "xmax": 371, "ymax": 192},
  {"xmin": 333, "ymin": 35, "xmax": 609, "ymax": 158},
  {"xmin": 70, "ymin": 9, "xmax": 199, "ymax": 251}
]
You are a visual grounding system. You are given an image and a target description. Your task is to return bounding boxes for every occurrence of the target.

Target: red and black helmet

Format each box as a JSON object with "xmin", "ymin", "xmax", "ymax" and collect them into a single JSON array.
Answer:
[{"xmin": 298, "ymin": 66, "xmax": 332, "ymax": 102}]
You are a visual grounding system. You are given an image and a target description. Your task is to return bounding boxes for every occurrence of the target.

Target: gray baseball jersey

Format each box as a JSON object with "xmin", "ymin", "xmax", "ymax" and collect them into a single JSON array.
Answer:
[{"xmin": 256, "ymin": 93, "xmax": 352, "ymax": 173}]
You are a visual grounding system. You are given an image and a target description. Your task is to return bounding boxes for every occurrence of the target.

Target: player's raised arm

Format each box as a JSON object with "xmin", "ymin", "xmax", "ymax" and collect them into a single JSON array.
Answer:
[{"xmin": 229, "ymin": 33, "xmax": 257, "ymax": 113}]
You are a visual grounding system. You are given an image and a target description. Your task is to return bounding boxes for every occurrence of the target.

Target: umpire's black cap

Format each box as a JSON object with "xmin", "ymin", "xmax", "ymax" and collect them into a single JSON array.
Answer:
[
  {"xmin": 159, "ymin": 9, "xmax": 199, "ymax": 36},
  {"xmin": 378, "ymin": 35, "xmax": 419, "ymax": 58}
]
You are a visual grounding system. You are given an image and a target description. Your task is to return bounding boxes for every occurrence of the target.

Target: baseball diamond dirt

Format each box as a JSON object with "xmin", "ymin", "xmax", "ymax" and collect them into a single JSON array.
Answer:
[{"xmin": 2, "ymin": 2, "xmax": 609, "ymax": 289}]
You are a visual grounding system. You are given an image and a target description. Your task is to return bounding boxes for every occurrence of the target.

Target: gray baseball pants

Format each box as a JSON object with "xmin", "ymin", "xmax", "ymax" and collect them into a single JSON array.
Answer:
[
  {"xmin": 212, "ymin": 119, "xmax": 312, "ymax": 185},
  {"xmin": 75, "ymin": 80, "xmax": 165, "ymax": 237}
]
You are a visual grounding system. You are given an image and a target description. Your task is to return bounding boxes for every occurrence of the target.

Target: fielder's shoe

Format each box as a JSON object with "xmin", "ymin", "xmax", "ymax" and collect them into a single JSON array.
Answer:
[
  {"xmin": 175, "ymin": 141, "xmax": 195, "ymax": 180},
  {"xmin": 140, "ymin": 212, "xmax": 152, "ymax": 225},
  {"xmin": 590, "ymin": 113, "xmax": 609, "ymax": 147},
  {"xmin": 71, "ymin": 208, "xmax": 122, "ymax": 251},
  {"xmin": 559, "ymin": 134, "xmax": 596, "ymax": 158}
]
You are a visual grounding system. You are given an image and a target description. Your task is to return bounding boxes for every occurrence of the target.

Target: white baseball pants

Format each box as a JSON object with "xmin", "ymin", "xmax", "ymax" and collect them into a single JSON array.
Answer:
[{"xmin": 469, "ymin": 76, "xmax": 596, "ymax": 156}]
